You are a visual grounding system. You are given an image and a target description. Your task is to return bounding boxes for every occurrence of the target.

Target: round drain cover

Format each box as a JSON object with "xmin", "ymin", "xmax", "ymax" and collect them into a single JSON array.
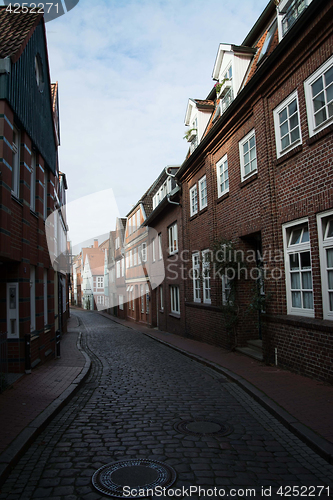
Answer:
[
  {"xmin": 174, "ymin": 419, "xmax": 232, "ymax": 436},
  {"xmin": 92, "ymin": 459, "xmax": 177, "ymax": 498}
]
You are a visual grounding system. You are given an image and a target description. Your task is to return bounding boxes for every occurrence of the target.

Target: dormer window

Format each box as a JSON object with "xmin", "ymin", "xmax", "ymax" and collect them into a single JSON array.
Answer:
[
  {"xmin": 258, "ymin": 19, "xmax": 277, "ymax": 63},
  {"xmin": 277, "ymin": 0, "xmax": 313, "ymax": 41}
]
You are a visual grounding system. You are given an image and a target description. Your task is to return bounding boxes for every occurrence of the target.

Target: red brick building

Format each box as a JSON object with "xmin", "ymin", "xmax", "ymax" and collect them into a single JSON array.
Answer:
[
  {"xmin": 175, "ymin": 0, "xmax": 333, "ymax": 381},
  {"xmin": 0, "ymin": 7, "xmax": 68, "ymax": 374}
]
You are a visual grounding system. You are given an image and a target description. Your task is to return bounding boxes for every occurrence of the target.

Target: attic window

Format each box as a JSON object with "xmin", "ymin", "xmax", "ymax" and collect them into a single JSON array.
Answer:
[
  {"xmin": 35, "ymin": 54, "xmax": 44, "ymax": 92},
  {"xmin": 258, "ymin": 19, "xmax": 277, "ymax": 63}
]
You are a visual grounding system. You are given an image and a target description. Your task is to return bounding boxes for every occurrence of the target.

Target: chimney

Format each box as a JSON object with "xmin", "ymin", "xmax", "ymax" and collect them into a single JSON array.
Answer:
[{"xmin": 94, "ymin": 239, "xmax": 98, "ymax": 248}]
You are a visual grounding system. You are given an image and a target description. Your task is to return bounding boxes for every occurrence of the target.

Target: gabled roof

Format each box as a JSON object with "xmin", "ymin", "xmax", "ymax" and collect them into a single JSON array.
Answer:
[
  {"xmin": 185, "ymin": 98, "xmax": 214, "ymax": 125},
  {"xmin": 0, "ymin": 6, "xmax": 43, "ymax": 63},
  {"xmin": 212, "ymin": 43, "xmax": 256, "ymax": 81}
]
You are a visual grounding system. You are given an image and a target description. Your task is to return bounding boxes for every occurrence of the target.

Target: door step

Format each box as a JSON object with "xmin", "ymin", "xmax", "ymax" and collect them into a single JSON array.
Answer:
[{"xmin": 236, "ymin": 339, "xmax": 263, "ymax": 361}]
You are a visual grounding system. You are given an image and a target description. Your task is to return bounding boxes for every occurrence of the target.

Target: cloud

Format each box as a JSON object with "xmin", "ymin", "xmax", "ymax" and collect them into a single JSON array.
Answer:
[{"xmin": 32, "ymin": 0, "xmax": 268, "ymax": 238}]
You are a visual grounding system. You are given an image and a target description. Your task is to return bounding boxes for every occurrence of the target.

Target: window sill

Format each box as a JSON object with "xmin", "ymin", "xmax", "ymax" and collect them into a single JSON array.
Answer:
[
  {"xmin": 159, "ymin": 309, "xmax": 164, "ymax": 313},
  {"xmin": 199, "ymin": 206, "xmax": 208, "ymax": 214},
  {"xmin": 275, "ymin": 144, "xmax": 302, "ymax": 165},
  {"xmin": 306, "ymin": 123, "xmax": 333, "ymax": 146},
  {"xmin": 217, "ymin": 192, "xmax": 229, "ymax": 204},
  {"xmin": 185, "ymin": 301, "xmax": 221, "ymax": 312},
  {"xmin": 263, "ymin": 313, "xmax": 332, "ymax": 332},
  {"xmin": 240, "ymin": 172, "xmax": 257, "ymax": 188},
  {"xmin": 11, "ymin": 193, "xmax": 23, "ymax": 206},
  {"xmin": 169, "ymin": 312, "xmax": 180, "ymax": 319},
  {"xmin": 168, "ymin": 251, "xmax": 178, "ymax": 258},
  {"xmin": 30, "ymin": 209, "xmax": 38, "ymax": 219},
  {"xmin": 189, "ymin": 213, "xmax": 198, "ymax": 221}
]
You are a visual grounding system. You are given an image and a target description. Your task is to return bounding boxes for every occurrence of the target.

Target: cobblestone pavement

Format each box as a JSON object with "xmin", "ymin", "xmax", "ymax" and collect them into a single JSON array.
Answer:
[{"xmin": 1, "ymin": 310, "xmax": 333, "ymax": 500}]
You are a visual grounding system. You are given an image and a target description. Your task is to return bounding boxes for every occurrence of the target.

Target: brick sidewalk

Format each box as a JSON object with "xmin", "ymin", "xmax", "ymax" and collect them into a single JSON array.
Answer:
[
  {"xmin": 0, "ymin": 315, "xmax": 90, "ymax": 485},
  {"xmin": 97, "ymin": 310, "xmax": 333, "ymax": 462}
]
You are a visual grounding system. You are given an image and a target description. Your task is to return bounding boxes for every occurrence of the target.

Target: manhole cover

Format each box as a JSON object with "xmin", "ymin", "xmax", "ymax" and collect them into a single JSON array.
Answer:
[
  {"xmin": 92, "ymin": 459, "xmax": 177, "ymax": 498},
  {"xmin": 174, "ymin": 419, "xmax": 232, "ymax": 436}
]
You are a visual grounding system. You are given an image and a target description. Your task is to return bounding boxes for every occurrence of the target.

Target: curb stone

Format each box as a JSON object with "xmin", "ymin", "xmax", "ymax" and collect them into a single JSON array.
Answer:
[
  {"xmin": 0, "ymin": 331, "xmax": 91, "ymax": 488},
  {"xmin": 98, "ymin": 311, "xmax": 333, "ymax": 465}
]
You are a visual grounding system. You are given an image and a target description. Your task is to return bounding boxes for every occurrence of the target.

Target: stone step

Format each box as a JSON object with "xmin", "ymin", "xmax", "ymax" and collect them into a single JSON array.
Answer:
[
  {"xmin": 235, "ymin": 346, "xmax": 263, "ymax": 361},
  {"xmin": 247, "ymin": 339, "xmax": 263, "ymax": 353}
]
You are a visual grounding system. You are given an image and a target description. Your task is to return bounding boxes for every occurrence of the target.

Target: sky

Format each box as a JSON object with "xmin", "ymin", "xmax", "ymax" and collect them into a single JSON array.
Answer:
[{"xmin": 2, "ymin": 0, "xmax": 269, "ymax": 249}]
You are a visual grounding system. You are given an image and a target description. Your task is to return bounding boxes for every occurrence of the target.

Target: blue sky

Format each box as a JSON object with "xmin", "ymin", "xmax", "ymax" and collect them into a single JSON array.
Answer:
[{"xmin": 1, "ymin": 0, "xmax": 269, "ymax": 247}]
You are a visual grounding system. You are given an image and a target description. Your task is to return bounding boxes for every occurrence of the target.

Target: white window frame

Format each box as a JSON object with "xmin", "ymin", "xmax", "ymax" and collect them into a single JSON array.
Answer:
[
  {"xmin": 160, "ymin": 285, "xmax": 164, "ymax": 311},
  {"xmin": 30, "ymin": 265, "xmax": 36, "ymax": 332},
  {"xmin": 199, "ymin": 175, "xmax": 207, "ymax": 210},
  {"xmin": 304, "ymin": 55, "xmax": 333, "ymax": 138},
  {"xmin": 202, "ymin": 250, "xmax": 211, "ymax": 304},
  {"xmin": 122, "ymin": 257, "xmax": 125, "ymax": 277},
  {"xmin": 273, "ymin": 90, "xmax": 302, "ymax": 158},
  {"xmin": 282, "ymin": 218, "xmax": 314, "ymax": 317},
  {"xmin": 152, "ymin": 239, "xmax": 156, "ymax": 262},
  {"xmin": 43, "ymin": 269, "xmax": 48, "ymax": 326},
  {"xmin": 158, "ymin": 234, "xmax": 162, "ymax": 260},
  {"xmin": 192, "ymin": 252, "xmax": 201, "ymax": 302},
  {"xmin": 146, "ymin": 283, "xmax": 149, "ymax": 315},
  {"xmin": 190, "ymin": 184, "xmax": 198, "ymax": 216},
  {"xmin": 12, "ymin": 126, "xmax": 20, "ymax": 197},
  {"xmin": 168, "ymin": 223, "xmax": 178, "ymax": 255},
  {"xmin": 43, "ymin": 169, "xmax": 48, "ymax": 220},
  {"xmin": 317, "ymin": 209, "xmax": 333, "ymax": 320},
  {"xmin": 30, "ymin": 152, "xmax": 36, "ymax": 211},
  {"xmin": 129, "ymin": 249, "xmax": 133, "ymax": 267},
  {"xmin": 216, "ymin": 154, "xmax": 229, "ymax": 197},
  {"xmin": 239, "ymin": 129, "xmax": 257, "ymax": 182},
  {"xmin": 222, "ymin": 274, "xmax": 233, "ymax": 306},
  {"xmin": 116, "ymin": 260, "xmax": 120, "ymax": 278},
  {"xmin": 97, "ymin": 276, "xmax": 104, "ymax": 289},
  {"xmin": 119, "ymin": 294, "xmax": 124, "ymax": 310},
  {"xmin": 170, "ymin": 285, "xmax": 180, "ymax": 314},
  {"xmin": 141, "ymin": 285, "xmax": 144, "ymax": 313},
  {"xmin": 142, "ymin": 242, "xmax": 147, "ymax": 262}
]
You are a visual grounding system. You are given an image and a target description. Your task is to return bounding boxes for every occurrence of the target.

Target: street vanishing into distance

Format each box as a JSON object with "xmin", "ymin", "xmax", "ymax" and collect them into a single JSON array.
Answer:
[{"xmin": 1, "ymin": 310, "xmax": 333, "ymax": 500}]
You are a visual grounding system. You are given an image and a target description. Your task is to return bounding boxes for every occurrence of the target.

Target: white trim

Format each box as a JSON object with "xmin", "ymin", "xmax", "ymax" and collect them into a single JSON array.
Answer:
[
  {"xmin": 198, "ymin": 175, "xmax": 207, "ymax": 210},
  {"xmin": 304, "ymin": 55, "xmax": 333, "ymax": 138},
  {"xmin": 239, "ymin": 129, "xmax": 257, "ymax": 182},
  {"xmin": 168, "ymin": 222, "xmax": 178, "ymax": 255},
  {"xmin": 317, "ymin": 209, "xmax": 333, "ymax": 320},
  {"xmin": 273, "ymin": 90, "xmax": 302, "ymax": 158},
  {"xmin": 282, "ymin": 218, "xmax": 314, "ymax": 317},
  {"xmin": 216, "ymin": 154, "xmax": 229, "ymax": 197},
  {"xmin": 202, "ymin": 249, "xmax": 211, "ymax": 305},
  {"xmin": 192, "ymin": 252, "xmax": 201, "ymax": 303},
  {"xmin": 189, "ymin": 184, "xmax": 198, "ymax": 216},
  {"xmin": 170, "ymin": 285, "xmax": 180, "ymax": 314}
]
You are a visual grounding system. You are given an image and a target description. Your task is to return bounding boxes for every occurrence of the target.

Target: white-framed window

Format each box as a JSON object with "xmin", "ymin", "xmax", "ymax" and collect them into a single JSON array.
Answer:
[
  {"xmin": 283, "ymin": 219, "xmax": 314, "ymax": 317},
  {"xmin": 160, "ymin": 285, "xmax": 164, "ymax": 310},
  {"xmin": 30, "ymin": 265, "xmax": 36, "ymax": 332},
  {"xmin": 168, "ymin": 223, "xmax": 178, "ymax": 254},
  {"xmin": 115, "ymin": 237, "xmax": 120, "ymax": 249},
  {"xmin": 119, "ymin": 294, "xmax": 124, "ymax": 310},
  {"xmin": 97, "ymin": 277, "xmax": 104, "ymax": 289},
  {"xmin": 152, "ymin": 239, "xmax": 156, "ymax": 262},
  {"xmin": 317, "ymin": 210, "xmax": 333, "ymax": 320},
  {"xmin": 136, "ymin": 209, "xmax": 140, "ymax": 229},
  {"xmin": 142, "ymin": 242, "xmax": 147, "ymax": 262},
  {"xmin": 43, "ymin": 269, "xmax": 48, "ymax": 326},
  {"xmin": 146, "ymin": 284, "xmax": 149, "ymax": 315},
  {"xmin": 258, "ymin": 19, "xmax": 277, "ymax": 61},
  {"xmin": 273, "ymin": 90, "xmax": 302, "ymax": 158},
  {"xmin": 12, "ymin": 126, "xmax": 20, "ymax": 197},
  {"xmin": 202, "ymin": 250, "xmax": 211, "ymax": 304},
  {"xmin": 30, "ymin": 152, "xmax": 36, "ymax": 211},
  {"xmin": 134, "ymin": 247, "xmax": 137, "ymax": 266},
  {"xmin": 190, "ymin": 184, "xmax": 198, "ymax": 216},
  {"xmin": 141, "ymin": 284, "xmax": 144, "ymax": 313},
  {"xmin": 116, "ymin": 260, "xmax": 120, "ymax": 278},
  {"xmin": 43, "ymin": 169, "xmax": 48, "ymax": 220},
  {"xmin": 158, "ymin": 234, "xmax": 162, "ymax": 260},
  {"xmin": 192, "ymin": 252, "xmax": 201, "ymax": 302},
  {"xmin": 304, "ymin": 55, "xmax": 333, "ymax": 137},
  {"xmin": 170, "ymin": 285, "xmax": 180, "ymax": 314},
  {"xmin": 122, "ymin": 257, "xmax": 125, "ymax": 277},
  {"xmin": 239, "ymin": 129, "xmax": 257, "ymax": 181},
  {"xmin": 222, "ymin": 274, "xmax": 233, "ymax": 306},
  {"xmin": 199, "ymin": 175, "xmax": 207, "ymax": 210},
  {"xmin": 129, "ymin": 249, "xmax": 133, "ymax": 267},
  {"xmin": 216, "ymin": 154, "xmax": 229, "ymax": 197},
  {"xmin": 137, "ymin": 245, "xmax": 141, "ymax": 264}
]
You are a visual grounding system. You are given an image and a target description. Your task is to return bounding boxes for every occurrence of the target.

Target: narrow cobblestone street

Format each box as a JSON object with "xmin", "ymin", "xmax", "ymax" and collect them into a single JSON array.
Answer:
[{"xmin": 1, "ymin": 310, "xmax": 333, "ymax": 500}]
